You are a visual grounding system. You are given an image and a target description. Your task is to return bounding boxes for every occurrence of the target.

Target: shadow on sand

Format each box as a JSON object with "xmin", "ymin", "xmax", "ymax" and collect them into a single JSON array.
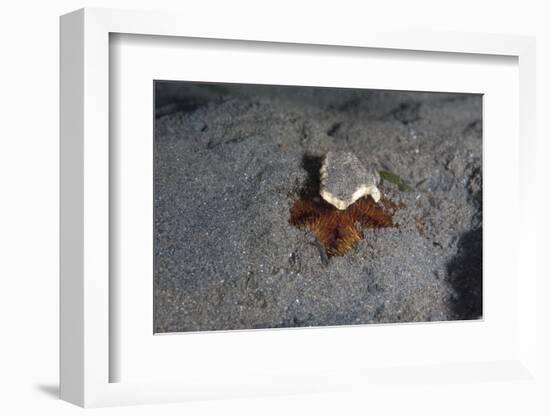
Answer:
[{"xmin": 446, "ymin": 228, "xmax": 483, "ymax": 320}]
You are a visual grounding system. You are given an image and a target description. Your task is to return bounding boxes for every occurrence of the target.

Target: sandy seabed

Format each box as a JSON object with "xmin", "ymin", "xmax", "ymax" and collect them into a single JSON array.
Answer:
[{"xmin": 153, "ymin": 82, "xmax": 482, "ymax": 333}]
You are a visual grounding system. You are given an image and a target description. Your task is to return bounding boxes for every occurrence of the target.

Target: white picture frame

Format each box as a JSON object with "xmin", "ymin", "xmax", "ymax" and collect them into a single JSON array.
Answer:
[{"xmin": 60, "ymin": 7, "xmax": 538, "ymax": 408}]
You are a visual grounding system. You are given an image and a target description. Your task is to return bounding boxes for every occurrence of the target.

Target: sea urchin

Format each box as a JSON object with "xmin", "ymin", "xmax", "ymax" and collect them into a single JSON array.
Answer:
[{"xmin": 289, "ymin": 195, "xmax": 398, "ymax": 256}]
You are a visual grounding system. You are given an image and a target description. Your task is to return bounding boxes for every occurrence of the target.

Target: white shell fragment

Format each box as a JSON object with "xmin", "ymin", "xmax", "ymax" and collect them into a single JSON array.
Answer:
[{"xmin": 319, "ymin": 151, "xmax": 381, "ymax": 210}]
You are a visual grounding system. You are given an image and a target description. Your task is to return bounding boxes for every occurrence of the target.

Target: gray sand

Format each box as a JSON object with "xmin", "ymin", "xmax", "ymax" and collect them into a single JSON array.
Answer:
[{"xmin": 154, "ymin": 83, "xmax": 482, "ymax": 333}]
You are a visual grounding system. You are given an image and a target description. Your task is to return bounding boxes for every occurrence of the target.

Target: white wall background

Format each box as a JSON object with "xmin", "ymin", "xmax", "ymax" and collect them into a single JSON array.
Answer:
[{"xmin": 0, "ymin": 0, "xmax": 548, "ymax": 414}]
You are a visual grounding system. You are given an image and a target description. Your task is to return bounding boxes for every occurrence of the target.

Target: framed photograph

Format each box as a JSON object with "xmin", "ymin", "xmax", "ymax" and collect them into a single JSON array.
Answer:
[{"xmin": 60, "ymin": 8, "xmax": 538, "ymax": 407}]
